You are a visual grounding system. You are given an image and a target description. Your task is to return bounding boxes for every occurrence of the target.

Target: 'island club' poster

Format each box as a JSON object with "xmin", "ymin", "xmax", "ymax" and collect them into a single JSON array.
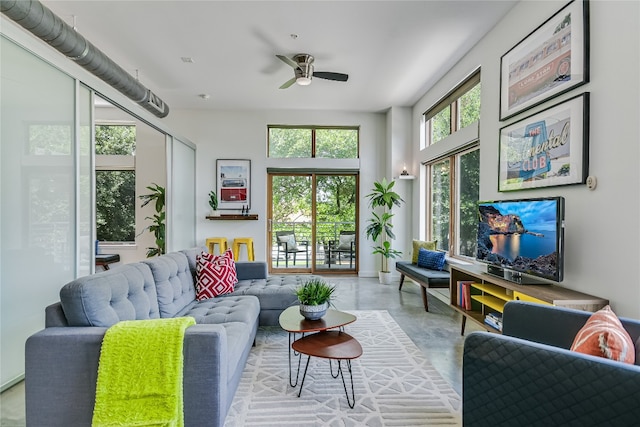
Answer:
[{"xmin": 498, "ymin": 93, "xmax": 588, "ymax": 192}]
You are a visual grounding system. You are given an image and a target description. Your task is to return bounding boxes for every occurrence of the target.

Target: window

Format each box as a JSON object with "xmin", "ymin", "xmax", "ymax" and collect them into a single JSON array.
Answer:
[
  {"xmin": 96, "ymin": 170, "xmax": 135, "ymax": 241},
  {"xmin": 424, "ymin": 71, "xmax": 480, "ymax": 258},
  {"xmin": 424, "ymin": 70, "xmax": 481, "ymax": 147},
  {"xmin": 268, "ymin": 126, "xmax": 358, "ymax": 158},
  {"xmin": 95, "ymin": 124, "xmax": 136, "ymax": 242}
]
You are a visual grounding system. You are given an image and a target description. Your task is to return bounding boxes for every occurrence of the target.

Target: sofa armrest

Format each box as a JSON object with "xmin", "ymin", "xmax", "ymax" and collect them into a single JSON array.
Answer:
[
  {"xmin": 502, "ymin": 301, "xmax": 592, "ymax": 349},
  {"xmin": 26, "ymin": 324, "xmax": 229, "ymax": 427},
  {"xmin": 44, "ymin": 302, "xmax": 69, "ymax": 327},
  {"xmin": 235, "ymin": 261, "xmax": 267, "ymax": 280},
  {"xmin": 463, "ymin": 331, "xmax": 640, "ymax": 426}
]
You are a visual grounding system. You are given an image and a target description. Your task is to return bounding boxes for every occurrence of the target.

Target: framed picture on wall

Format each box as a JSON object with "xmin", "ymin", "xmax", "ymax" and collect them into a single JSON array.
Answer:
[
  {"xmin": 498, "ymin": 93, "xmax": 589, "ymax": 192},
  {"xmin": 499, "ymin": 0, "xmax": 589, "ymax": 120},
  {"xmin": 216, "ymin": 159, "xmax": 251, "ymax": 210}
]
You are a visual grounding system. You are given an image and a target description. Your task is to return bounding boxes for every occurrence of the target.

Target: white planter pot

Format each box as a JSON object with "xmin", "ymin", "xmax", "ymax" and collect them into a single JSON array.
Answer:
[
  {"xmin": 378, "ymin": 271, "xmax": 393, "ymax": 285},
  {"xmin": 210, "ymin": 210, "xmax": 220, "ymax": 217},
  {"xmin": 299, "ymin": 301, "xmax": 329, "ymax": 320}
]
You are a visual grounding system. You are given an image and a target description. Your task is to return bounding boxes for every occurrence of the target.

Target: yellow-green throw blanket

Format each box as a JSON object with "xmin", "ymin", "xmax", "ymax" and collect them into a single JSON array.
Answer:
[{"xmin": 92, "ymin": 317, "xmax": 196, "ymax": 427}]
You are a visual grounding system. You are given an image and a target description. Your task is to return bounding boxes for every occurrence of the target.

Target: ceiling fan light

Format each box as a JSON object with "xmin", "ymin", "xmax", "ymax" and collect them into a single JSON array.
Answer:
[{"xmin": 296, "ymin": 76, "xmax": 312, "ymax": 86}]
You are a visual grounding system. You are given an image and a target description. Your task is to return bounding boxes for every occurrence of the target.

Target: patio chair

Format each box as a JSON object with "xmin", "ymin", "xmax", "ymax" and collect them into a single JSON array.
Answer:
[
  {"xmin": 275, "ymin": 231, "xmax": 309, "ymax": 268},
  {"xmin": 326, "ymin": 230, "xmax": 356, "ymax": 268}
]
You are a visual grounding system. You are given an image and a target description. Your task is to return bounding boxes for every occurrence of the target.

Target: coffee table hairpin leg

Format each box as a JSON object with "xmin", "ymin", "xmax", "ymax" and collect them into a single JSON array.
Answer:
[
  {"xmin": 297, "ymin": 356, "xmax": 356, "ymax": 409},
  {"xmin": 288, "ymin": 332, "xmax": 304, "ymax": 387}
]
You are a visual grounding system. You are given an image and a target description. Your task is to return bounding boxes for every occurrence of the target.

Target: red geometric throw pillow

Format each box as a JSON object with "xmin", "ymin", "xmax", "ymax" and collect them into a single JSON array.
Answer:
[
  {"xmin": 195, "ymin": 250, "xmax": 237, "ymax": 300},
  {"xmin": 570, "ymin": 305, "xmax": 635, "ymax": 365}
]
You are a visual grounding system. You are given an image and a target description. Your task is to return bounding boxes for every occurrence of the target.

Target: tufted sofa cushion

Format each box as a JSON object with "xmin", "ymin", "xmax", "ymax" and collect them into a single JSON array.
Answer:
[
  {"xmin": 178, "ymin": 295, "xmax": 260, "ymax": 326},
  {"xmin": 60, "ymin": 263, "xmax": 160, "ymax": 327},
  {"xmin": 233, "ymin": 275, "xmax": 308, "ymax": 310},
  {"xmin": 143, "ymin": 252, "xmax": 196, "ymax": 318}
]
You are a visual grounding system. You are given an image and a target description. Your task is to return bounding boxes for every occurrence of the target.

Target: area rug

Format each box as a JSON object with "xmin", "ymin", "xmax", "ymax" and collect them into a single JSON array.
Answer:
[{"xmin": 225, "ymin": 310, "xmax": 461, "ymax": 426}]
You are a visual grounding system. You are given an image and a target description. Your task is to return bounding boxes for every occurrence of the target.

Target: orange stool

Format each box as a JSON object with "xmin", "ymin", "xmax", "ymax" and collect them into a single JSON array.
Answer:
[
  {"xmin": 232, "ymin": 238, "xmax": 255, "ymax": 261},
  {"xmin": 205, "ymin": 237, "xmax": 228, "ymax": 255}
]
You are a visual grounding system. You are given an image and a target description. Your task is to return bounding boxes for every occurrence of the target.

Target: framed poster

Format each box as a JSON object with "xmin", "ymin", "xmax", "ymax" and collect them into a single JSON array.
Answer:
[
  {"xmin": 499, "ymin": 0, "xmax": 589, "ymax": 120},
  {"xmin": 216, "ymin": 159, "xmax": 251, "ymax": 210},
  {"xmin": 498, "ymin": 93, "xmax": 588, "ymax": 192}
]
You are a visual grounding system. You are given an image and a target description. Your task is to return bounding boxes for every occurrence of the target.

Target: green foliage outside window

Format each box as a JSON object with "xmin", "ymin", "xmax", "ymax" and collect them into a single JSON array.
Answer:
[
  {"xmin": 315, "ymin": 128, "xmax": 358, "ymax": 158},
  {"xmin": 96, "ymin": 170, "xmax": 136, "ymax": 241},
  {"xmin": 95, "ymin": 125, "xmax": 135, "ymax": 155},
  {"xmin": 431, "ymin": 107, "xmax": 451, "ymax": 144},
  {"xmin": 268, "ymin": 128, "xmax": 312, "ymax": 158},
  {"xmin": 268, "ymin": 126, "xmax": 358, "ymax": 159},
  {"xmin": 458, "ymin": 150, "xmax": 480, "ymax": 257},
  {"xmin": 459, "ymin": 83, "xmax": 481, "ymax": 129},
  {"xmin": 431, "ymin": 159, "xmax": 450, "ymax": 251}
]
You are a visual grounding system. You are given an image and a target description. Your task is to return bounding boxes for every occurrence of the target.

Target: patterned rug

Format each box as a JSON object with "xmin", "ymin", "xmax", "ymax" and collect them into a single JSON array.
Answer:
[{"xmin": 225, "ymin": 310, "xmax": 461, "ymax": 426}]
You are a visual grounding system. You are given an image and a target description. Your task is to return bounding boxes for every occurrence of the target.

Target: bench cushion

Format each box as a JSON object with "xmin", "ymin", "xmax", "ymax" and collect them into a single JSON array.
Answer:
[{"xmin": 396, "ymin": 261, "xmax": 450, "ymax": 286}]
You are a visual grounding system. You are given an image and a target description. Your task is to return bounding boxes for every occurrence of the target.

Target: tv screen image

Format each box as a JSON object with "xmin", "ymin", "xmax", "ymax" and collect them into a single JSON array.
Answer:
[{"xmin": 476, "ymin": 197, "xmax": 564, "ymax": 282}]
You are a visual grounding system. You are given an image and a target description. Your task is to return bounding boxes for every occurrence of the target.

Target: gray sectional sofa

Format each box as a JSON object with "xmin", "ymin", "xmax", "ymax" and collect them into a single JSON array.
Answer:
[{"xmin": 25, "ymin": 247, "xmax": 307, "ymax": 427}]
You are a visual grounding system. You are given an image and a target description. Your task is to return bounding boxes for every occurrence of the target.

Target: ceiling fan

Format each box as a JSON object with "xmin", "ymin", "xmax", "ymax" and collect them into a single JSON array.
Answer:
[{"xmin": 276, "ymin": 54, "xmax": 349, "ymax": 89}]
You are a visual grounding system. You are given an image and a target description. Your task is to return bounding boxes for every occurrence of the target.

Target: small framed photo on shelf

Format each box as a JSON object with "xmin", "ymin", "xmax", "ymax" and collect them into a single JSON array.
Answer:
[
  {"xmin": 498, "ymin": 93, "xmax": 589, "ymax": 192},
  {"xmin": 499, "ymin": 0, "xmax": 589, "ymax": 120},
  {"xmin": 216, "ymin": 159, "xmax": 251, "ymax": 210}
]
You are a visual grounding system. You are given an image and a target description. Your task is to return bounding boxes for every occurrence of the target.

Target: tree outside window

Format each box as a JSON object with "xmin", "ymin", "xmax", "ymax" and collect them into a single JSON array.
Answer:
[
  {"xmin": 95, "ymin": 124, "xmax": 136, "ymax": 242},
  {"xmin": 268, "ymin": 126, "xmax": 358, "ymax": 159}
]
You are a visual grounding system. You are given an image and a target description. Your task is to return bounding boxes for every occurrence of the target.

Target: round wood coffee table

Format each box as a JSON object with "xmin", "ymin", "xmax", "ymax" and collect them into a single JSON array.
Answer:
[
  {"xmin": 292, "ymin": 330, "xmax": 362, "ymax": 408},
  {"xmin": 278, "ymin": 306, "xmax": 361, "ymax": 407}
]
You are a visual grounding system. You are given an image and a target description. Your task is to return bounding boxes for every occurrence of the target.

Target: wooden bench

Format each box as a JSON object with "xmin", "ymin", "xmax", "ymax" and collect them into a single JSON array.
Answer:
[
  {"xmin": 95, "ymin": 253, "xmax": 120, "ymax": 270},
  {"xmin": 396, "ymin": 261, "xmax": 450, "ymax": 312}
]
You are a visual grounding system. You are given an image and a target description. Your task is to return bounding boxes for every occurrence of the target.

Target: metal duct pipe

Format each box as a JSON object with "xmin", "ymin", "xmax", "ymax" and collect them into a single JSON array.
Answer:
[{"xmin": 1, "ymin": 0, "xmax": 169, "ymax": 118}]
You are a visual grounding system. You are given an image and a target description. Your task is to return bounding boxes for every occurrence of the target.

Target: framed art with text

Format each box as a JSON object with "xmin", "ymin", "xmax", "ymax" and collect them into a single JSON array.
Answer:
[
  {"xmin": 499, "ymin": 0, "xmax": 589, "ymax": 120},
  {"xmin": 216, "ymin": 159, "xmax": 251, "ymax": 210},
  {"xmin": 498, "ymin": 93, "xmax": 589, "ymax": 192}
]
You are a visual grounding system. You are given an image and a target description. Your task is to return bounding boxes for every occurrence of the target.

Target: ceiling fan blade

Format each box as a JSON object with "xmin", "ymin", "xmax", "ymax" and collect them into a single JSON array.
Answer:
[
  {"xmin": 279, "ymin": 77, "xmax": 297, "ymax": 89},
  {"xmin": 313, "ymin": 71, "xmax": 348, "ymax": 82},
  {"xmin": 276, "ymin": 54, "xmax": 300, "ymax": 69}
]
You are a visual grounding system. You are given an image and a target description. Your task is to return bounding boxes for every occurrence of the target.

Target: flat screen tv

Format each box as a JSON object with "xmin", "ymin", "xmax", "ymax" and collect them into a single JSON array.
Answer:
[{"xmin": 476, "ymin": 196, "xmax": 564, "ymax": 283}]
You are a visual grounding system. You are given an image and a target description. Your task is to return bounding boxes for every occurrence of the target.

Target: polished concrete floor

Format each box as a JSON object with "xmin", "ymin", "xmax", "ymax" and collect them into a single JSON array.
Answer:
[{"xmin": 0, "ymin": 275, "xmax": 483, "ymax": 427}]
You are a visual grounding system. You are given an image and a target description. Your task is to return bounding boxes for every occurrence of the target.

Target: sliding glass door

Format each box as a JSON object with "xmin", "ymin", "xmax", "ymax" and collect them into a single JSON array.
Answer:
[{"xmin": 268, "ymin": 173, "xmax": 358, "ymax": 274}]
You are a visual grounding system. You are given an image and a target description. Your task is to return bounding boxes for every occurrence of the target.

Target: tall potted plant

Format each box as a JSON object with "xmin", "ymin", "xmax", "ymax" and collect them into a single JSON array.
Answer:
[
  {"xmin": 139, "ymin": 183, "xmax": 165, "ymax": 258},
  {"xmin": 365, "ymin": 178, "xmax": 404, "ymax": 284}
]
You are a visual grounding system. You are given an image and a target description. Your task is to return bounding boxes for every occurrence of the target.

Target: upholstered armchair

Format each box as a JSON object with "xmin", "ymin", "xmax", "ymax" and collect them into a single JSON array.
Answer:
[{"xmin": 463, "ymin": 301, "xmax": 640, "ymax": 426}]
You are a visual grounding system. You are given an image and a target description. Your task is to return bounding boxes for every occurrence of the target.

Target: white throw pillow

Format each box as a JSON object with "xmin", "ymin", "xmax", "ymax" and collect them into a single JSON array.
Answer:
[
  {"xmin": 278, "ymin": 234, "xmax": 298, "ymax": 251},
  {"xmin": 337, "ymin": 234, "xmax": 355, "ymax": 250}
]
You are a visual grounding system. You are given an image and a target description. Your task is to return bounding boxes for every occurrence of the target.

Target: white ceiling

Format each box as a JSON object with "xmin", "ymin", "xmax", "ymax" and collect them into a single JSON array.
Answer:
[{"xmin": 42, "ymin": 0, "xmax": 517, "ymax": 113}]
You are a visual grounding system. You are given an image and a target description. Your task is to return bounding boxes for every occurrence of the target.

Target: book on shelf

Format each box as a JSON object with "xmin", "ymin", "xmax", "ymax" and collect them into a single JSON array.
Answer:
[
  {"xmin": 456, "ymin": 280, "xmax": 473, "ymax": 309},
  {"xmin": 484, "ymin": 312, "xmax": 503, "ymax": 331},
  {"xmin": 463, "ymin": 282, "xmax": 473, "ymax": 310}
]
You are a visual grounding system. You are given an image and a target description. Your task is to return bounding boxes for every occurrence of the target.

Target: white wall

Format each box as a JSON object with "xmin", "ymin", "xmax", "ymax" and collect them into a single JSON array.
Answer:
[
  {"xmin": 164, "ymin": 109, "xmax": 386, "ymax": 276},
  {"xmin": 411, "ymin": 0, "xmax": 640, "ymax": 317}
]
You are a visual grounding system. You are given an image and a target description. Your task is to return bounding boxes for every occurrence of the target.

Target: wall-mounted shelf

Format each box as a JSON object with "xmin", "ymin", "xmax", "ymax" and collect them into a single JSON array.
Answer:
[
  {"xmin": 397, "ymin": 175, "xmax": 415, "ymax": 180},
  {"xmin": 206, "ymin": 214, "xmax": 258, "ymax": 220}
]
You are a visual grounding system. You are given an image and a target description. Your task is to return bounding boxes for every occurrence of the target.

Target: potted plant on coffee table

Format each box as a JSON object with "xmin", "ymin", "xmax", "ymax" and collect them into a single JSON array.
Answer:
[
  {"xmin": 295, "ymin": 278, "xmax": 336, "ymax": 320},
  {"xmin": 365, "ymin": 178, "xmax": 404, "ymax": 284}
]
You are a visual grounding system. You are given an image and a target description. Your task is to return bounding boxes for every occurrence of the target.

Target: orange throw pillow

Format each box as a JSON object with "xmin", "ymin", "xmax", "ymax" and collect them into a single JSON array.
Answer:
[{"xmin": 570, "ymin": 305, "xmax": 635, "ymax": 365}]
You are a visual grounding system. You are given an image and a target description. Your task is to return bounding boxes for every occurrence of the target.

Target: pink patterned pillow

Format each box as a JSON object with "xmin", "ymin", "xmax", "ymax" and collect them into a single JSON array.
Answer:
[{"xmin": 195, "ymin": 250, "xmax": 237, "ymax": 300}]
